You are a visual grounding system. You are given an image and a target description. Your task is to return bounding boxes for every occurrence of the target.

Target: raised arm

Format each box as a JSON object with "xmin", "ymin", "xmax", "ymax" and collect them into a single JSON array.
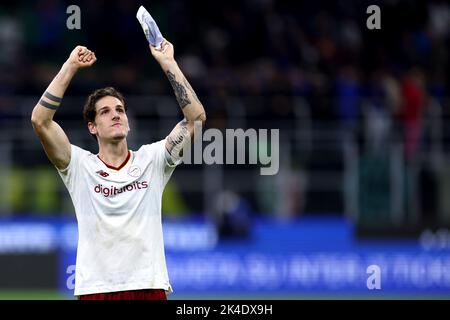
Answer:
[
  {"xmin": 31, "ymin": 46, "xmax": 97, "ymax": 170},
  {"xmin": 150, "ymin": 40, "xmax": 206, "ymax": 164}
]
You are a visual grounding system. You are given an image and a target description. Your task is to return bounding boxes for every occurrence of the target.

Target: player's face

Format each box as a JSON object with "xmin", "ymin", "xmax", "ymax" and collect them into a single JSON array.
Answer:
[{"xmin": 88, "ymin": 96, "xmax": 130, "ymax": 141}]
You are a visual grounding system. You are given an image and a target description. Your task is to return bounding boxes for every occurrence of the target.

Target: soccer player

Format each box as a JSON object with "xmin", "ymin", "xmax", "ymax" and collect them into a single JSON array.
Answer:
[{"xmin": 31, "ymin": 40, "xmax": 206, "ymax": 300}]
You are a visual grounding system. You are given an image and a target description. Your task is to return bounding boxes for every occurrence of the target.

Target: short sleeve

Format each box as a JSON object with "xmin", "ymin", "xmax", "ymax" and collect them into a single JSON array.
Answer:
[
  {"xmin": 57, "ymin": 144, "xmax": 87, "ymax": 193},
  {"xmin": 139, "ymin": 139, "xmax": 181, "ymax": 189}
]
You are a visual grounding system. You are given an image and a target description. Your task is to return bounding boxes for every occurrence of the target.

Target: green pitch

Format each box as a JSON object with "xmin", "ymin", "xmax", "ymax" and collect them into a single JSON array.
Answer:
[{"xmin": 0, "ymin": 290, "xmax": 70, "ymax": 300}]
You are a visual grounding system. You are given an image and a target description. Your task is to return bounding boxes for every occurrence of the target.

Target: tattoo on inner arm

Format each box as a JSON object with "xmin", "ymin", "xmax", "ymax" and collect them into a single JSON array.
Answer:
[
  {"xmin": 166, "ymin": 121, "xmax": 190, "ymax": 157},
  {"xmin": 166, "ymin": 71, "xmax": 191, "ymax": 109}
]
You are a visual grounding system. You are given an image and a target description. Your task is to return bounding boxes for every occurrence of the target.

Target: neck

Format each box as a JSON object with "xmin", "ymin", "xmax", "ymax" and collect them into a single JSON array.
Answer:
[{"xmin": 97, "ymin": 139, "xmax": 129, "ymax": 168}]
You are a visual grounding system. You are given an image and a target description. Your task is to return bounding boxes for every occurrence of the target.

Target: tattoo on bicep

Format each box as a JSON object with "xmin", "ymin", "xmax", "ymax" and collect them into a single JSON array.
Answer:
[
  {"xmin": 166, "ymin": 71, "xmax": 191, "ymax": 109},
  {"xmin": 166, "ymin": 121, "xmax": 190, "ymax": 157},
  {"xmin": 183, "ymin": 78, "xmax": 202, "ymax": 105}
]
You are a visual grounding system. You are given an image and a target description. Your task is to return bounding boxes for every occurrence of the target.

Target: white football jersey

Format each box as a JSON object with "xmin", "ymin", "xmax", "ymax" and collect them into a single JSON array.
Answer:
[{"xmin": 57, "ymin": 139, "xmax": 178, "ymax": 296}]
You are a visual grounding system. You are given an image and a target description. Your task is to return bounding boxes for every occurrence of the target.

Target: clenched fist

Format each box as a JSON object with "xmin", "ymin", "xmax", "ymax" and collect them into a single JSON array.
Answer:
[
  {"xmin": 150, "ymin": 39, "xmax": 175, "ymax": 68},
  {"xmin": 66, "ymin": 46, "xmax": 97, "ymax": 69}
]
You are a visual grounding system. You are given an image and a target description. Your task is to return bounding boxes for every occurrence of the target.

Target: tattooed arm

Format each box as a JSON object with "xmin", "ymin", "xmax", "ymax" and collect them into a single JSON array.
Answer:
[{"xmin": 149, "ymin": 40, "xmax": 206, "ymax": 164}]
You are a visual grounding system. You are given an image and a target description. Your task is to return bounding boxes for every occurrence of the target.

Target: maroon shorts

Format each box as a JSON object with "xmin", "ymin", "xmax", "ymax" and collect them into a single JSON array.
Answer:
[{"xmin": 78, "ymin": 289, "xmax": 167, "ymax": 300}]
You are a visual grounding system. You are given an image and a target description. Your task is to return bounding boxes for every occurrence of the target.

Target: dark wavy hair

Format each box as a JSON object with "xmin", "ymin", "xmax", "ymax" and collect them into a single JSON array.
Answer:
[
  {"xmin": 83, "ymin": 87, "xmax": 127, "ymax": 124},
  {"xmin": 83, "ymin": 87, "xmax": 127, "ymax": 139}
]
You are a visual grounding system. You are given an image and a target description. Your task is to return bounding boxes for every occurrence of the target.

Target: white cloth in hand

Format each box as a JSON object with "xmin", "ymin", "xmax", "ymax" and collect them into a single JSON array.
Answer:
[{"xmin": 136, "ymin": 6, "xmax": 164, "ymax": 50}]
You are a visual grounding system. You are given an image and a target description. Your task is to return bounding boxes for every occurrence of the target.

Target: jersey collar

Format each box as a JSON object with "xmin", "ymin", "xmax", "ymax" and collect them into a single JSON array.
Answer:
[{"xmin": 97, "ymin": 151, "xmax": 131, "ymax": 171}]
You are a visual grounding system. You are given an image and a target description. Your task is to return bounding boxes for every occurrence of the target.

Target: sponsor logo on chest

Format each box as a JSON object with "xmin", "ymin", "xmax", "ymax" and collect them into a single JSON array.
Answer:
[
  {"xmin": 94, "ymin": 181, "xmax": 149, "ymax": 198},
  {"xmin": 93, "ymin": 163, "xmax": 148, "ymax": 197}
]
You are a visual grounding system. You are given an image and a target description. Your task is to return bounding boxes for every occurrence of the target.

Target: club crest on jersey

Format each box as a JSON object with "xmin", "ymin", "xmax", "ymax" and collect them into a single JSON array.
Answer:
[
  {"xmin": 96, "ymin": 170, "xmax": 109, "ymax": 177},
  {"xmin": 127, "ymin": 165, "xmax": 141, "ymax": 178}
]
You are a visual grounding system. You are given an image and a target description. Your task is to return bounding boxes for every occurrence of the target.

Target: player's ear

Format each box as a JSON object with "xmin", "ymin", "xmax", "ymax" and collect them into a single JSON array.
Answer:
[{"xmin": 88, "ymin": 122, "xmax": 97, "ymax": 135}]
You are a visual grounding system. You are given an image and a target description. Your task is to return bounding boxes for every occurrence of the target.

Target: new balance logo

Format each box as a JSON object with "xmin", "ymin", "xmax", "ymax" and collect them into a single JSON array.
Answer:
[{"xmin": 96, "ymin": 170, "xmax": 109, "ymax": 177}]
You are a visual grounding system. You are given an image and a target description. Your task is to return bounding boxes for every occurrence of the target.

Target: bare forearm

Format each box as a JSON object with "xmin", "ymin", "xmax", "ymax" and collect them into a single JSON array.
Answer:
[
  {"xmin": 48, "ymin": 62, "xmax": 78, "ymax": 96},
  {"xmin": 162, "ymin": 61, "xmax": 206, "ymax": 122},
  {"xmin": 30, "ymin": 46, "xmax": 95, "ymax": 170},
  {"xmin": 31, "ymin": 62, "xmax": 78, "ymax": 126}
]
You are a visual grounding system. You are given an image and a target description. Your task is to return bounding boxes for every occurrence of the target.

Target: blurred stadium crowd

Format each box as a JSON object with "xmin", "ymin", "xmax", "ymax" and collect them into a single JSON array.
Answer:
[
  {"xmin": 0, "ymin": 0, "xmax": 449, "ymax": 235},
  {"xmin": 1, "ymin": 1, "xmax": 448, "ymax": 105}
]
